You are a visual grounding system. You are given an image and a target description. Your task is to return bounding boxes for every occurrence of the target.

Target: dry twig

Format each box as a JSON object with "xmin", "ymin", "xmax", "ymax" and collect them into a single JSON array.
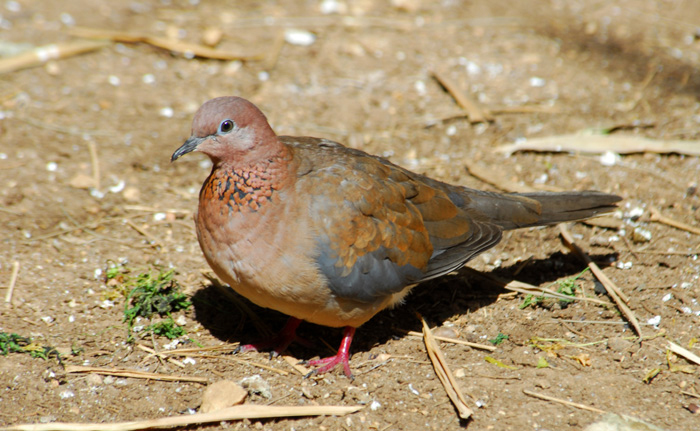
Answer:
[
  {"xmin": 68, "ymin": 27, "xmax": 264, "ymax": 61},
  {"xmin": 282, "ymin": 354, "xmax": 312, "ymax": 376},
  {"xmin": 496, "ymin": 133, "xmax": 700, "ymax": 157},
  {"xmin": 1, "ymin": 405, "xmax": 362, "ymax": 431},
  {"xmin": 87, "ymin": 141, "xmax": 100, "ymax": 192},
  {"xmin": 0, "ymin": 40, "xmax": 110, "ymax": 74},
  {"xmin": 135, "ymin": 344, "xmax": 185, "ymax": 368},
  {"xmin": 559, "ymin": 225, "xmax": 642, "ymax": 337},
  {"xmin": 667, "ymin": 341, "xmax": 700, "ymax": 366},
  {"xmin": 431, "ymin": 69, "xmax": 493, "ymax": 124},
  {"xmin": 420, "ymin": 314, "xmax": 473, "ymax": 419},
  {"xmin": 65, "ymin": 365, "xmax": 207, "ymax": 384},
  {"xmin": 523, "ymin": 389, "xmax": 605, "ymax": 414},
  {"xmin": 463, "ymin": 267, "xmax": 609, "ymax": 306},
  {"xmin": 4, "ymin": 261, "xmax": 20, "ymax": 304},
  {"xmin": 649, "ymin": 207, "xmax": 700, "ymax": 236},
  {"xmin": 406, "ymin": 330, "xmax": 496, "ymax": 352},
  {"xmin": 124, "ymin": 219, "xmax": 164, "ymax": 248}
]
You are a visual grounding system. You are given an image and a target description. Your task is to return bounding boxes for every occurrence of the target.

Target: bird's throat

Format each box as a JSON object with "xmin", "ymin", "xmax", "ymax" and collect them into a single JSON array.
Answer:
[{"xmin": 201, "ymin": 158, "xmax": 288, "ymax": 213}]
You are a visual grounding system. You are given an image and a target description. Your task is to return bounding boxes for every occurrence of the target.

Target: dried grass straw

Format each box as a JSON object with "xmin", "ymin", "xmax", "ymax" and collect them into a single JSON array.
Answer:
[{"xmin": 420, "ymin": 314, "xmax": 473, "ymax": 419}]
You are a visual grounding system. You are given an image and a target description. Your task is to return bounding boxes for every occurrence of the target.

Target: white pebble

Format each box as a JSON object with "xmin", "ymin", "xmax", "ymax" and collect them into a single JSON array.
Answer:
[
  {"xmin": 284, "ymin": 29, "xmax": 316, "ymax": 46},
  {"xmin": 153, "ymin": 212, "xmax": 167, "ymax": 221},
  {"xmin": 258, "ymin": 71, "xmax": 270, "ymax": 82},
  {"xmin": 108, "ymin": 180, "xmax": 125, "ymax": 193},
  {"xmin": 99, "ymin": 300, "xmax": 115, "ymax": 309},
  {"xmin": 163, "ymin": 340, "xmax": 180, "ymax": 350},
  {"xmin": 628, "ymin": 207, "xmax": 644, "ymax": 219},
  {"xmin": 41, "ymin": 316, "xmax": 54, "ymax": 324},
  {"xmin": 370, "ymin": 400, "xmax": 381, "ymax": 411},
  {"xmin": 93, "ymin": 268, "xmax": 102, "ymax": 279},
  {"xmin": 46, "ymin": 161, "xmax": 58, "ymax": 172},
  {"xmin": 60, "ymin": 12, "xmax": 75, "ymax": 26},
  {"xmin": 59, "ymin": 390, "xmax": 75, "ymax": 399},
  {"xmin": 647, "ymin": 315, "xmax": 661, "ymax": 326},
  {"xmin": 6, "ymin": 1, "xmax": 20, "ymax": 12},
  {"xmin": 408, "ymin": 383, "xmax": 420, "ymax": 395},
  {"xmin": 533, "ymin": 173, "xmax": 548, "ymax": 184},
  {"xmin": 662, "ymin": 293, "xmax": 673, "ymax": 302},
  {"xmin": 320, "ymin": 0, "xmax": 346, "ymax": 14},
  {"xmin": 182, "ymin": 357, "xmax": 196, "ymax": 365},
  {"xmin": 108, "ymin": 75, "xmax": 120, "ymax": 86},
  {"xmin": 414, "ymin": 80, "xmax": 427, "ymax": 95},
  {"xmin": 446, "ymin": 125, "xmax": 457, "ymax": 136},
  {"xmin": 600, "ymin": 151, "xmax": 620, "ymax": 166},
  {"xmin": 529, "ymin": 77, "xmax": 546, "ymax": 87},
  {"xmin": 159, "ymin": 107, "xmax": 174, "ymax": 118},
  {"xmin": 615, "ymin": 261, "xmax": 633, "ymax": 270},
  {"xmin": 142, "ymin": 74, "xmax": 155, "ymax": 84},
  {"xmin": 681, "ymin": 282, "xmax": 692, "ymax": 289},
  {"xmin": 465, "ymin": 60, "xmax": 481, "ymax": 75},
  {"xmin": 176, "ymin": 315, "xmax": 187, "ymax": 326},
  {"xmin": 68, "ymin": 315, "xmax": 75, "ymax": 323}
]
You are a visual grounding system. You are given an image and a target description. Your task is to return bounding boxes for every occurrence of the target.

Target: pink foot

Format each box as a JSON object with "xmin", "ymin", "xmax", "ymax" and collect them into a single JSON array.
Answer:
[
  {"xmin": 305, "ymin": 326, "xmax": 356, "ymax": 379},
  {"xmin": 236, "ymin": 317, "xmax": 308, "ymax": 356}
]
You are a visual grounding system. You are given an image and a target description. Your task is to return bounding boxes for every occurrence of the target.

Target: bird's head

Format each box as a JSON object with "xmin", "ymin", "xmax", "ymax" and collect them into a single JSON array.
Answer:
[{"xmin": 171, "ymin": 96, "xmax": 280, "ymax": 166}]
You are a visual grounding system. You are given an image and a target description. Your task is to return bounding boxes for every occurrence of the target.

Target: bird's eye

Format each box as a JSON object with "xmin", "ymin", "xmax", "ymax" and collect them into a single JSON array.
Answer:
[{"xmin": 219, "ymin": 119, "xmax": 235, "ymax": 134}]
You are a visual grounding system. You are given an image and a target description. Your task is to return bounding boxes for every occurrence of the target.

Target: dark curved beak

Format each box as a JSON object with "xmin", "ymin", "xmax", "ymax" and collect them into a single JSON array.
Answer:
[{"xmin": 171, "ymin": 136, "xmax": 206, "ymax": 162}]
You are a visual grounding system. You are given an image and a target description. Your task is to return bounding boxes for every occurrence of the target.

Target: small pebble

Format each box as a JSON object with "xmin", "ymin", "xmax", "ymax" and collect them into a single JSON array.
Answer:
[
  {"xmin": 432, "ymin": 325, "xmax": 459, "ymax": 339},
  {"xmin": 607, "ymin": 337, "xmax": 632, "ymax": 352},
  {"xmin": 202, "ymin": 27, "xmax": 223, "ymax": 46},
  {"xmin": 600, "ymin": 151, "xmax": 620, "ymax": 166},
  {"xmin": 200, "ymin": 380, "xmax": 247, "ymax": 413},
  {"xmin": 632, "ymin": 227, "xmax": 651, "ymax": 243},
  {"xmin": 647, "ymin": 315, "xmax": 661, "ymax": 327},
  {"xmin": 86, "ymin": 373, "xmax": 103, "ymax": 386},
  {"xmin": 239, "ymin": 374, "xmax": 272, "ymax": 399},
  {"xmin": 529, "ymin": 77, "xmax": 546, "ymax": 87},
  {"xmin": 284, "ymin": 29, "xmax": 316, "ymax": 46}
]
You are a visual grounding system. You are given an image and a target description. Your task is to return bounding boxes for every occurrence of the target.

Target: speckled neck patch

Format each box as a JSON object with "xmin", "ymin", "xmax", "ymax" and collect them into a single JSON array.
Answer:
[{"xmin": 201, "ymin": 161, "xmax": 283, "ymax": 213}]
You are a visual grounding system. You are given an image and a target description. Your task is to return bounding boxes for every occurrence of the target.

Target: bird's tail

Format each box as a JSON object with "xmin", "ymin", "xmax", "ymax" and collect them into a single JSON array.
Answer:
[{"xmin": 463, "ymin": 190, "xmax": 622, "ymax": 230}]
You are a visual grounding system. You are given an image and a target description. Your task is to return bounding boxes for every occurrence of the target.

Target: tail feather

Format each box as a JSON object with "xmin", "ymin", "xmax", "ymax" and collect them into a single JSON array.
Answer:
[
  {"xmin": 507, "ymin": 191, "xmax": 621, "ymax": 229},
  {"xmin": 458, "ymin": 190, "xmax": 621, "ymax": 230}
]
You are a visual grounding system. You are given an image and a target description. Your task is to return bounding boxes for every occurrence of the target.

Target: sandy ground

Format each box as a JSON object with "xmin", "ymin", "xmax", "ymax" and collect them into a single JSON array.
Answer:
[{"xmin": 1, "ymin": 1, "xmax": 700, "ymax": 430}]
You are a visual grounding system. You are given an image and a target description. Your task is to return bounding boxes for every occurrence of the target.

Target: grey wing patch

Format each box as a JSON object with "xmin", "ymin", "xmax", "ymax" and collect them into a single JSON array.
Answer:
[
  {"xmin": 420, "ymin": 220, "xmax": 503, "ymax": 281},
  {"xmin": 316, "ymin": 241, "xmax": 425, "ymax": 303}
]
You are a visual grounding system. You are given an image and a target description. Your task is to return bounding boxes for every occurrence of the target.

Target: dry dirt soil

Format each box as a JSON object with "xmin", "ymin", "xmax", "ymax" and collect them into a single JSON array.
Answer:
[{"xmin": 2, "ymin": 1, "xmax": 700, "ymax": 430}]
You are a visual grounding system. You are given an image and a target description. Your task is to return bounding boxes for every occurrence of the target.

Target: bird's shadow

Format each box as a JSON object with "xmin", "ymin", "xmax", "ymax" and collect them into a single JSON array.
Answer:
[{"xmin": 189, "ymin": 250, "xmax": 617, "ymax": 359}]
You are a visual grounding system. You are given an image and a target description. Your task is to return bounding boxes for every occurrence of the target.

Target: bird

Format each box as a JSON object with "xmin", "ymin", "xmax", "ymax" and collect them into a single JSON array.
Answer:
[{"xmin": 171, "ymin": 96, "xmax": 621, "ymax": 378}]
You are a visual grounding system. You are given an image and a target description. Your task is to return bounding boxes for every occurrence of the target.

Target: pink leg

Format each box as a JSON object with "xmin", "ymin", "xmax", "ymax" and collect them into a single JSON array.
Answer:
[
  {"xmin": 236, "ymin": 317, "xmax": 304, "ymax": 356},
  {"xmin": 305, "ymin": 326, "xmax": 356, "ymax": 379}
]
